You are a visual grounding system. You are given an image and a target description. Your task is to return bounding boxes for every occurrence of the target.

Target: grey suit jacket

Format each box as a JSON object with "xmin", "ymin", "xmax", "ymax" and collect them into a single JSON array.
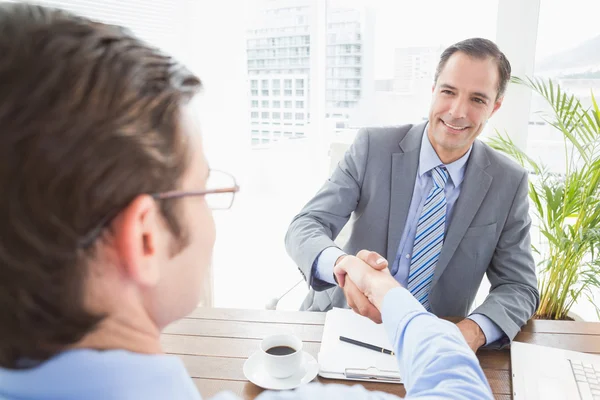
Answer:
[{"xmin": 285, "ymin": 123, "xmax": 539, "ymax": 342}]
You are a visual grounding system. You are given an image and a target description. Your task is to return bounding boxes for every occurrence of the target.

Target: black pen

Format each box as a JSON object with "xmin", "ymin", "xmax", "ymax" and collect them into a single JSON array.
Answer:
[{"xmin": 339, "ymin": 336, "xmax": 395, "ymax": 355}]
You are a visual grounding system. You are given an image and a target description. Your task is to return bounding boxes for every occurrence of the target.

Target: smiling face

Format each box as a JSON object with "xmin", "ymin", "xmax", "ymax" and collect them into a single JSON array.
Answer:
[{"xmin": 428, "ymin": 51, "xmax": 504, "ymax": 164}]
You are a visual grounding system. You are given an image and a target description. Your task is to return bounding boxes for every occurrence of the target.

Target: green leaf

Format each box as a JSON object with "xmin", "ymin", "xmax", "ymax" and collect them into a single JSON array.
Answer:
[{"xmin": 503, "ymin": 77, "xmax": 600, "ymax": 320}]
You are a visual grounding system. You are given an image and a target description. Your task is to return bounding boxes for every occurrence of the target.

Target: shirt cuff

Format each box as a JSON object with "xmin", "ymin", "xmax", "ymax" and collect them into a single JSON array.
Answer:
[
  {"xmin": 313, "ymin": 247, "xmax": 346, "ymax": 285},
  {"xmin": 467, "ymin": 313, "xmax": 504, "ymax": 345}
]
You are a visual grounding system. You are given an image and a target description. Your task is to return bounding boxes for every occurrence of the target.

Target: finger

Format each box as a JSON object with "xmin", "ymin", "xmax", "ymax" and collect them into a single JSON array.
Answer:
[
  {"xmin": 353, "ymin": 291, "xmax": 382, "ymax": 324},
  {"xmin": 364, "ymin": 306, "xmax": 383, "ymax": 324},
  {"xmin": 343, "ymin": 274, "xmax": 383, "ymax": 323},
  {"xmin": 344, "ymin": 285, "xmax": 359, "ymax": 314},
  {"xmin": 333, "ymin": 265, "xmax": 346, "ymax": 288},
  {"xmin": 352, "ymin": 290, "xmax": 382, "ymax": 323},
  {"xmin": 344, "ymin": 278, "xmax": 377, "ymax": 319},
  {"xmin": 356, "ymin": 250, "xmax": 388, "ymax": 270}
]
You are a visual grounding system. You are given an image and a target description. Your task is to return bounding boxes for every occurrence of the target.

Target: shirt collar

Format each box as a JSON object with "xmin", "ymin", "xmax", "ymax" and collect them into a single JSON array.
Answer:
[{"xmin": 418, "ymin": 123, "xmax": 472, "ymax": 187}]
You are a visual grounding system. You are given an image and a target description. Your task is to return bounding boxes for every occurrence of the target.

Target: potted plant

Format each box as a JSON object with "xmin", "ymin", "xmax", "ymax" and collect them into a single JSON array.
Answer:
[{"xmin": 489, "ymin": 77, "xmax": 600, "ymax": 320}]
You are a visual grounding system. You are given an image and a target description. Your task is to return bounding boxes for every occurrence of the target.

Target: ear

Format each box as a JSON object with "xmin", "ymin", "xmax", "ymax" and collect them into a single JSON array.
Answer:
[
  {"xmin": 111, "ymin": 195, "xmax": 162, "ymax": 287},
  {"xmin": 489, "ymin": 96, "xmax": 504, "ymax": 118}
]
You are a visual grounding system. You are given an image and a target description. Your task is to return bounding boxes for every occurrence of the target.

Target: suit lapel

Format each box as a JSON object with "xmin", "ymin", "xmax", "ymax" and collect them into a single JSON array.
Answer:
[
  {"xmin": 431, "ymin": 140, "xmax": 492, "ymax": 289},
  {"xmin": 386, "ymin": 124, "xmax": 424, "ymax": 263}
]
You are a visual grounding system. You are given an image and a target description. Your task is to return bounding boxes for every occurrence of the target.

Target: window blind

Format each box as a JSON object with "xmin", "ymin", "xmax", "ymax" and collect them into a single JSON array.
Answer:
[{"xmin": 3, "ymin": 0, "xmax": 191, "ymax": 56}]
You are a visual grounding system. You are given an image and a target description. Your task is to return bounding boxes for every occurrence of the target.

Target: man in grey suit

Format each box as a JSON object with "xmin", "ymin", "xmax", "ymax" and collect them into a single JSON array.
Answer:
[{"xmin": 285, "ymin": 38, "xmax": 539, "ymax": 352}]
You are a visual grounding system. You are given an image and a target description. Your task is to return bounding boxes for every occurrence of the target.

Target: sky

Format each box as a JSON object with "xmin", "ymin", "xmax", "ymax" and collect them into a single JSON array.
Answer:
[{"xmin": 535, "ymin": 0, "xmax": 600, "ymax": 61}]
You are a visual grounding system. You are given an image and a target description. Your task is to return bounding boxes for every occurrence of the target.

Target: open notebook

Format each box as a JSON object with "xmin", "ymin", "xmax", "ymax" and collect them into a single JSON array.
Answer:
[{"xmin": 318, "ymin": 308, "xmax": 402, "ymax": 384}]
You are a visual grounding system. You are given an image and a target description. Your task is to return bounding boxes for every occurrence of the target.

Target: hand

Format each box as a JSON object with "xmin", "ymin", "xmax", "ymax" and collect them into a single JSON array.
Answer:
[
  {"xmin": 333, "ymin": 250, "xmax": 388, "ymax": 289},
  {"xmin": 334, "ymin": 252, "xmax": 386, "ymax": 323},
  {"xmin": 456, "ymin": 319, "xmax": 487, "ymax": 352},
  {"xmin": 334, "ymin": 250, "xmax": 400, "ymax": 314},
  {"xmin": 341, "ymin": 276, "xmax": 383, "ymax": 323}
]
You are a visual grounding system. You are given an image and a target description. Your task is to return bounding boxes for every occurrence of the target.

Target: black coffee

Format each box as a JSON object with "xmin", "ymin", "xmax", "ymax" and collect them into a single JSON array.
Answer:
[{"xmin": 266, "ymin": 345, "xmax": 296, "ymax": 356}]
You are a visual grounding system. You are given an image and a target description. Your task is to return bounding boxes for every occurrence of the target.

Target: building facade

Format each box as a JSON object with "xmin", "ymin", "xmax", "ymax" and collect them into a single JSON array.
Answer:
[{"xmin": 246, "ymin": 0, "xmax": 373, "ymax": 146}]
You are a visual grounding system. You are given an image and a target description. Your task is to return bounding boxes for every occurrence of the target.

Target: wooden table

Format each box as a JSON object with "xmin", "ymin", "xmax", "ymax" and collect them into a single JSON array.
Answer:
[{"xmin": 161, "ymin": 308, "xmax": 600, "ymax": 399}]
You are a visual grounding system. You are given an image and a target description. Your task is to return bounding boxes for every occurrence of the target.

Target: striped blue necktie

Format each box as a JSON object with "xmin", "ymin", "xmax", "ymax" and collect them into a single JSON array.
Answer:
[{"xmin": 407, "ymin": 166, "xmax": 449, "ymax": 311}]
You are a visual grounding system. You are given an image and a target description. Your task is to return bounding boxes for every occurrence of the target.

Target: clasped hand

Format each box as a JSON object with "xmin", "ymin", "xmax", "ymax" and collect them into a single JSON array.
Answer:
[
  {"xmin": 333, "ymin": 250, "xmax": 400, "ymax": 324},
  {"xmin": 333, "ymin": 250, "xmax": 486, "ymax": 352}
]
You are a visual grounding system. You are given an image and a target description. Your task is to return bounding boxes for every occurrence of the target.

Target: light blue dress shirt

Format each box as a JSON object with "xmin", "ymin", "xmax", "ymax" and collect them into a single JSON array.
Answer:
[
  {"xmin": 0, "ymin": 287, "xmax": 492, "ymax": 400},
  {"xmin": 314, "ymin": 125, "xmax": 503, "ymax": 345}
]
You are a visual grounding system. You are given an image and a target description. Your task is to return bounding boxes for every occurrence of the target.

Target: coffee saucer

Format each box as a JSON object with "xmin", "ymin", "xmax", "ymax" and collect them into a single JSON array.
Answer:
[{"xmin": 243, "ymin": 350, "xmax": 319, "ymax": 390}]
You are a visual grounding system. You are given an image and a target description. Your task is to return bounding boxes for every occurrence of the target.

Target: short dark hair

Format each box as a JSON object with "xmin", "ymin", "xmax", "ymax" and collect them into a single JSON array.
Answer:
[
  {"xmin": 434, "ymin": 38, "xmax": 511, "ymax": 99},
  {"xmin": 0, "ymin": 3, "xmax": 201, "ymax": 367}
]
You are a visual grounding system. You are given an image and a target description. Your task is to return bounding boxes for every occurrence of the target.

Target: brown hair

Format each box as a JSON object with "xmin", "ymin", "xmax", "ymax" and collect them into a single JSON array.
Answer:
[
  {"xmin": 434, "ymin": 38, "xmax": 512, "ymax": 99},
  {"xmin": 0, "ymin": 3, "xmax": 201, "ymax": 367}
]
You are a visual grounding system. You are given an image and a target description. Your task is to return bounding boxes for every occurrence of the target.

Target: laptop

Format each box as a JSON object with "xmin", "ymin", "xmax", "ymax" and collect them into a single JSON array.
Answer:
[{"xmin": 512, "ymin": 341, "xmax": 600, "ymax": 400}]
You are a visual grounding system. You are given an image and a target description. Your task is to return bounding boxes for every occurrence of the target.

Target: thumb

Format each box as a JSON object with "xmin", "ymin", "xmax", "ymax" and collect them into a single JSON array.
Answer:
[
  {"xmin": 356, "ymin": 249, "xmax": 388, "ymax": 271},
  {"xmin": 333, "ymin": 265, "xmax": 347, "ymax": 288}
]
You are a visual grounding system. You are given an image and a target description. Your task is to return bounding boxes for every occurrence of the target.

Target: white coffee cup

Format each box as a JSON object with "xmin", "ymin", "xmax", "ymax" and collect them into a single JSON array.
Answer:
[{"xmin": 260, "ymin": 333, "xmax": 304, "ymax": 379}]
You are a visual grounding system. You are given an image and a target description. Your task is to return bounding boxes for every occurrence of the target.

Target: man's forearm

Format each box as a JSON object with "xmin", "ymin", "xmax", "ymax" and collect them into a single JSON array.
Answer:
[
  {"xmin": 471, "ymin": 282, "xmax": 539, "ymax": 343},
  {"xmin": 467, "ymin": 314, "xmax": 503, "ymax": 346},
  {"xmin": 381, "ymin": 288, "xmax": 492, "ymax": 399}
]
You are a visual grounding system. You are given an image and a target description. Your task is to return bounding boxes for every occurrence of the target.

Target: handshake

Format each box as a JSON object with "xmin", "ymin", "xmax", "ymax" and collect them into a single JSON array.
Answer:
[
  {"xmin": 335, "ymin": 250, "xmax": 488, "ymax": 352},
  {"xmin": 333, "ymin": 250, "xmax": 401, "ymax": 324}
]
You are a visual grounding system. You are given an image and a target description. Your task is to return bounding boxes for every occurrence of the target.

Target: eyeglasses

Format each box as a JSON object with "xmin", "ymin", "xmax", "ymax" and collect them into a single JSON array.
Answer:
[
  {"xmin": 78, "ymin": 169, "xmax": 239, "ymax": 248},
  {"xmin": 153, "ymin": 169, "xmax": 239, "ymax": 210}
]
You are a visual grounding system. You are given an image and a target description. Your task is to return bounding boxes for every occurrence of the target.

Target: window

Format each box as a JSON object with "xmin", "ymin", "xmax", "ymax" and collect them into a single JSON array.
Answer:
[
  {"xmin": 251, "ymin": 89, "xmax": 258, "ymax": 96},
  {"xmin": 262, "ymin": 100, "xmax": 269, "ymax": 108},
  {"xmin": 526, "ymin": 0, "xmax": 600, "ymax": 175},
  {"xmin": 251, "ymin": 111, "xmax": 259, "ymax": 118},
  {"xmin": 251, "ymin": 130, "xmax": 259, "ymax": 136},
  {"xmin": 295, "ymin": 113, "xmax": 304, "ymax": 120},
  {"xmin": 251, "ymin": 100, "xmax": 259, "ymax": 108},
  {"xmin": 189, "ymin": 0, "xmax": 504, "ymax": 311},
  {"xmin": 284, "ymin": 89, "xmax": 293, "ymax": 96},
  {"xmin": 262, "ymin": 89, "xmax": 269, "ymax": 96},
  {"xmin": 261, "ymin": 79, "xmax": 269, "ymax": 88},
  {"xmin": 261, "ymin": 112, "xmax": 270, "ymax": 119}
]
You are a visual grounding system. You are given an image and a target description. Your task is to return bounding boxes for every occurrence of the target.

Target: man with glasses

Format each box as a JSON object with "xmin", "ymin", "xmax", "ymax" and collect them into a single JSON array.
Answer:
[{"xmin": 0, "ymin": 3, "xmax": 491, "ymax": 400}]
